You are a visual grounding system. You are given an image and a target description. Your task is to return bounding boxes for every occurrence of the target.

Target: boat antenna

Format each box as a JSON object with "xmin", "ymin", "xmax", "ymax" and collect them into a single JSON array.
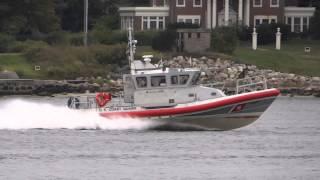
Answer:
[{"xmin": 128, "ymin": 27, "xmax": 137, "ymax": 72}]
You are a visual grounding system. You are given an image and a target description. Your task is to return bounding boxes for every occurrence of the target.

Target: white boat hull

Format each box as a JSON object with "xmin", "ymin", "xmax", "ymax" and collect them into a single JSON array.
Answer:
[{"xmin": 100, "ymin": 89, "xmax": 279, "ymax": 131}]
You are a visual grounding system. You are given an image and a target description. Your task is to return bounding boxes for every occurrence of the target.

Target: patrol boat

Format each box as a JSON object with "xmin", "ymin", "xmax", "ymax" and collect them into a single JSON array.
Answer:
[{"xmin": 67, "ymin": 28, "xmax": 280, "ymax": 130}]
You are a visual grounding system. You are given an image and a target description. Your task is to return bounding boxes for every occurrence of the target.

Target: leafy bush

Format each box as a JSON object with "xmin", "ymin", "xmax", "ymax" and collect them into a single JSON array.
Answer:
[
  {"xmin": 92, "ymin": 29, "xmax": 127, "ymax": 45},
  {"xmin": 109, "ymin": 31, "xmax": 127, "ymax": 44},
  {"xmin": 69, "ymin": 33, "xmax": 85, "ymax": 46},
  {"xmin": 255, "ymin": 23, "xmax": 291, "ymax": 45},
  {"xmin": 11, "ymin": 40, "xmax": 48, "ymax": 53},
  {"xmin": 24, "ymin": 44, "xmax": 126, "ymax": 79},
  {"xmin": 135, "ymin": 31, "xmax": 159, "ymax": 46},
  {"xmin": 93, "ymin": 15, "xmax": 120, "ymax": 31},
  {"xmin": 90, "ymin": 44, "xmax": 127, "ymax": 66},
  {"xmin": 152, "ymin": 30, "xmax": 177, "ymax": 51},
  {"xmin": 211, "ymin": 27, "xmax": 238, "ymax": 54},
  {"xmin": 237, "ymin": 26, "xmax": 251, "ymax": 41},
  {"xmin": 45, "ymin": 31, "xmax": 69, "ymax": 45},
  {"xmin": 0, "ymin": 33, "xmax": 16, "ymax": 53}
]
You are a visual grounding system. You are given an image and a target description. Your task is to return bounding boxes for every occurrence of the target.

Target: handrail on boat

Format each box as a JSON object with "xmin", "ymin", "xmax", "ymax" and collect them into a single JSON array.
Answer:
[
  {"xmin": 201, "ymin": 76, "xmax": 267, "ymax": 95},
  {"xmin": 201, "ymin": 82, "xmax": 226, "ymax": 91},
  {"xmin": 236, "ymin": 76, "xmax": 267, "ymax": 94}
]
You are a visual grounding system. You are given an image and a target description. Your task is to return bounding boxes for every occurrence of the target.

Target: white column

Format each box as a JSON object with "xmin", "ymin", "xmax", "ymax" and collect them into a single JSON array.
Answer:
[
  {"xmin": 238, "ymin": 0, "xmax": 243, "ymax": 24},
  {"xmin": 212, "ymin": 0, "xmax": 217, "ymax": 28},
  {"xmin": 207, "ymin": 0, "xmax": 212, "ymax": 29},
  {"xmin": 291, "ymin": 17, "xmax": 294, "ymax": 32},
  {"xmin": 245, "ymin": 0, "xmax": 250, "ymax": 26},
  {"xmin": 156, "ymin": 17, "xmax": 159, "ymax": 30},
  {"xmin": 141, "ymin": 17, "xmax": 144, "ymax": 30},
  {"xmin": 252, "ymin": 28, "xmax": 257, "ymax": 50},
  {"xmin": 300, "ymin": 17, "xmax": 303, "ymax": 32},
  {"xmin": 276, "ymin": 27, "xmax": 281, "ymax": 50},
  {"xmin": 307, "ymin": 17, "xmax": 310, "ymax": 31},
  {"xmin": 225, "ymin": 0, "xmax": 229, "ymax": 26}
]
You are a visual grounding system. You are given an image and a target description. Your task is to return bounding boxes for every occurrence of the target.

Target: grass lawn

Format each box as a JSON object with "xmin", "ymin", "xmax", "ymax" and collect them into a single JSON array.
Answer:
[
  {"xmin": 234, "ymin": 39, "xmax": 320, "ymax": 77},
  {"xmin": 0, "ymin": 53, "xmax": 44, "ymax": 79}
]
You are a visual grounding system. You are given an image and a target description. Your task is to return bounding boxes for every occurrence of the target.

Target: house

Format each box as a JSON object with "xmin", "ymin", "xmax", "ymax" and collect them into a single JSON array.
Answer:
[{"xmin": 119, "ymin": 0, "xmax": 316, "ymax": 33}]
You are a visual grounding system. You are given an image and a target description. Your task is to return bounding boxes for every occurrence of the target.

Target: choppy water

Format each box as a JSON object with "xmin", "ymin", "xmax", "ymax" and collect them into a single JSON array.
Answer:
[{"xmin": 0, "ymin": 96, "xmax": 319, "ymax": 180}]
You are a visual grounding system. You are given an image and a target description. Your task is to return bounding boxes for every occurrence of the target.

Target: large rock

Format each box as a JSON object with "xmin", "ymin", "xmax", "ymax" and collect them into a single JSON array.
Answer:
[{"xmin": 0, "ymin": 70, "xmax": 19, "ymax": 79}]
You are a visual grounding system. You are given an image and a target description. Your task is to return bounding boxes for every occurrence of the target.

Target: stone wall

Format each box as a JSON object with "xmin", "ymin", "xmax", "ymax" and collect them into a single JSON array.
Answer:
[{"xmin": 0, "ymin": 79, "xmax": 100, "ymax": 96}]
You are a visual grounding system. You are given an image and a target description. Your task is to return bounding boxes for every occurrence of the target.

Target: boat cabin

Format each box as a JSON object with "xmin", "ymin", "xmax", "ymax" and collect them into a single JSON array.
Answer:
[
  {"xmin": 123, "ymin": 57, "xmax": 223, "ymax": 108},
  {"xmin": 122, "ymin": 31, "xmax": 224, "ymax": 108}
]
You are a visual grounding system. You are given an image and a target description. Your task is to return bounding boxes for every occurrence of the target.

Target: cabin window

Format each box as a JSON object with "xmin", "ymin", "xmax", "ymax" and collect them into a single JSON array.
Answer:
[
  {"xmin": 191, "ymin": 72, "xmax": 201, "ymax": 85},
  {"xmin": 151, "ymin": 76, "xmax": 167, "ymax": 87},
  {"xmin": 171, "ymin": 76, "xmax": 178, "ymax": 85},
  {"xmin": 179, "ymin": 75, "xmax": 189, "ymax": 85},
  {"xmin": 136, "ymin": 77, "xmax": 147, "ymax": 88}
]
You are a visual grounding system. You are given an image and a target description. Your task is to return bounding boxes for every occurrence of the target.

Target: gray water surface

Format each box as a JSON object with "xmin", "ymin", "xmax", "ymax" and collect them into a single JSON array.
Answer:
[{"xmin": 0, "ymin": 96, "xmax": 319, "ymax": 180}]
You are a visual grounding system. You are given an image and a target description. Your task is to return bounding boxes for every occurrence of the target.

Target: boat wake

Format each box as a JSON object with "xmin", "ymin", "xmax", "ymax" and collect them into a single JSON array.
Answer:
[{"xmin": 0, "ymin": 99, "xmax": 158, "ymax": 130}]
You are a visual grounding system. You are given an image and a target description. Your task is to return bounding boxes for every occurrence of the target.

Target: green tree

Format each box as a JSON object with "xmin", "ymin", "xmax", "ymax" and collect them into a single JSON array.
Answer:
[
  {"xmin": 55, "ymin": 0, "xmax": 118, "ymax": 32},
  {"xmin": 0, "ymin": 0, "xmax": 59, "ymax": 38}
]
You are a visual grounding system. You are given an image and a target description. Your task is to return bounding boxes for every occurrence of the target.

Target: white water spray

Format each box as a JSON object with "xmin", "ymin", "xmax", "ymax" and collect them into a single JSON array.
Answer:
[{"xmin": 0, "ymin": 99, "xmax": 157, "ymax": 130}]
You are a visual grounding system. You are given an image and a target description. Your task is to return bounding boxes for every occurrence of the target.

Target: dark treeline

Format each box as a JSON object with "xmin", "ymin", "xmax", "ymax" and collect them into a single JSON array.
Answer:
[{"xmin": 0, "ymin": 0, "xmax": 149, "ymax": 39}]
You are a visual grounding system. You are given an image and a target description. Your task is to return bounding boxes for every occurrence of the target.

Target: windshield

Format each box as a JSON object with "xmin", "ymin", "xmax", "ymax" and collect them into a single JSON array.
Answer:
[{"xmin": 191, "ymin": 72, "xmax": 201, "ymax": 85}]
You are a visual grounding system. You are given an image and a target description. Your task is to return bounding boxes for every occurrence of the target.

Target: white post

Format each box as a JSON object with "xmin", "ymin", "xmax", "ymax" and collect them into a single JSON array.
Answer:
[
  {"xmin": 207, "ymin": 0, "xmax": 211, "ymax": 29},
  {"xmin": 212, "ymin": 0, "xmax": 217, "ymax": 28},
  {"xmin": 291, "ymin": 17, "xmax": 294, "ymax": 32},
  {"xmin": 245, "ymin": 0, "xmax": 250, "ymax": 26},
  {"xmin": 225, "ymin": 0, "xmax": 229, "ymax": 26},
  {"xmin": 276, "ymin": 27, "xmax": 281, "ymax": 50},
  {"xmin": 252, "ymin": 28, "xmax": 257, "ymax": 50},
  {"xmin": 238, "ymin": 0, "xmax": 243, "ymax": 25},
  {"xmin": 300, "ymin": 17, "xmax": 303, "ymax": 32},
  {"xmin": 307, "ymin": 17, "xmax": 310, "ymax": 31}
]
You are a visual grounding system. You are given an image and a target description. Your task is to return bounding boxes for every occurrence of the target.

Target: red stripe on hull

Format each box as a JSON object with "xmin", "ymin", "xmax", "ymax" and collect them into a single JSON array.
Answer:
[{"xmin": 100, "ymin": 89, "xmax": 280, "ymax": 118}]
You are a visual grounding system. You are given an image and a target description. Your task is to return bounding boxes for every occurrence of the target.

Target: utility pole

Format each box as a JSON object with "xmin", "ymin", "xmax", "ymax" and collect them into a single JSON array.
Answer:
[{"xmin": 84, "ymin": 0, "xmax": 88, "ymax": 47}]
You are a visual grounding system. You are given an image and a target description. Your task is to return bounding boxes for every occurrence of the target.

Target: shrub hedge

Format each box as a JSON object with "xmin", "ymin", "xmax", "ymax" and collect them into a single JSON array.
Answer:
[
  {"xmin": 255, "ymin": 23, "xmax": 291, "ymax": 45},
  {"xmin": 0, "ymin": 33, "xmax": 15, "ymax": 53},
  {"xmin": 24, "ymin": 44, "xmax": 126, "ymax": 79},
  {"xmin": 211, "ymin": 27, "xmax": 238, "ymax": 54},
  {"xmin": 135, "ymin": 31, "xmax": 159, "ymax": 46},
  {"xmin": 152, "ymin": 30, "xmax": 177, "ymax": 51}
]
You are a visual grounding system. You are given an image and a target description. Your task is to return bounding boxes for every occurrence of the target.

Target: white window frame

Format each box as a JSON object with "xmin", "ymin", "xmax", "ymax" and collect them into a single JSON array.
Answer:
[
  {"xmin": 177, "ymin": 15, "xmax": 201, "ymax": 25},
  {"xmin": 254, "ymin": 15, "xmax": 277, "ymax": 26},
  {"xmin": 253, "ymin": 0, "xmax": 262, "ymax": 8},
  {"xmin": 193, "ymin": 0, "xmax": 202, "ymax": 7},
  {"xmin": 176, "ymin": 0, "xmax": 185, "ymax": 7},
  {"xmin": 270, "ymin": 0, "xmax": 279, "ymax": 7},
  {"xmin": 286, "ymin": 16, "xmax": 309, "ymax": 33},
  {"xmin": 141, "ymin": 16, "xmax": 166, "ymax": 30}
]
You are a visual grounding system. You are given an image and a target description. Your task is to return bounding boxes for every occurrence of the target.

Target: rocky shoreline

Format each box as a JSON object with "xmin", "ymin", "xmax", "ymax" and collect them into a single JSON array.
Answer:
[
  {"xmin": 165, "ymin": 56, "xmax": 320, "ymax": 97},
  {"xmin": 1, "ymin": 56, "xmax": 320, "ymax": 97}
]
